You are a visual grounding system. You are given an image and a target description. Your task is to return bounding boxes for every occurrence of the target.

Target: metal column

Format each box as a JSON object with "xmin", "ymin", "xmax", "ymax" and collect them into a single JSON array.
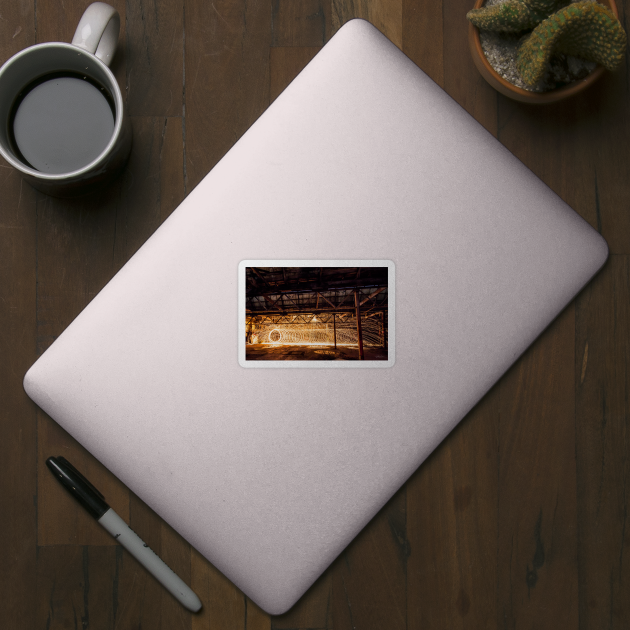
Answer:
[
  {"xmin": 333, "ymin": 313, "xmax": 337, "ymax": 349},
  {"xmin": 354, "ymin": 290, "xmax": 365, "ymax": 360}
]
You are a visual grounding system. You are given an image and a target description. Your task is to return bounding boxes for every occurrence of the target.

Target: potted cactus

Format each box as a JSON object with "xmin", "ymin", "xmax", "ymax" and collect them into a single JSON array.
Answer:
[{"xmin": 467, "ymin": 0, "xmax": 627, "ymax": 102}]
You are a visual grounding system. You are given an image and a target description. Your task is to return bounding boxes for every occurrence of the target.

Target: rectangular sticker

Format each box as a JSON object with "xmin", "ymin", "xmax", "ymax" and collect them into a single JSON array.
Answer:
[{"xmin": 238, "ymin": 261, "xmax": 395, "ymax": 368}]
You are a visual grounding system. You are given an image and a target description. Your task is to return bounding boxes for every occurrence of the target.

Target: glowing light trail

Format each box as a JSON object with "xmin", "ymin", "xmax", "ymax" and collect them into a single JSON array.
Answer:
[{"xmin": 247, "ymin": 318, "xmax": 384, "ymax": 347}]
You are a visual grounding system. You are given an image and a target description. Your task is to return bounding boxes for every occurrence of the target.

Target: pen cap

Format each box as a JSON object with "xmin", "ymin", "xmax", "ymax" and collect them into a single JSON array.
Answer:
[{"xmin": 46, "ymin": 456, "xmax": 110, "ymax": 519}]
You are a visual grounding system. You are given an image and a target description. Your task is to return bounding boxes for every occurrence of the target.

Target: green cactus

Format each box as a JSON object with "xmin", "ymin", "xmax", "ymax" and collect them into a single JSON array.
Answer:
[
  {"xmin": 516, "ymin": 1, "xmax": 627, "ymax": 85},
  {"xmin": 467, "ymin": 0, "xmax": 568, "ymax": 33}
]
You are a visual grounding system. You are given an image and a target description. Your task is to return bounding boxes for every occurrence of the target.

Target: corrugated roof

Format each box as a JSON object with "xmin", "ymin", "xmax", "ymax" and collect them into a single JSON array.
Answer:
[{"xmin": 245, "ymin": 267, "xmax": 388, "ymax": 315}]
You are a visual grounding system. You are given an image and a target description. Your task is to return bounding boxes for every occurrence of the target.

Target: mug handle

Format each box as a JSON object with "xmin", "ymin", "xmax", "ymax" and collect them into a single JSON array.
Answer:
[{"xmin": 71, "ymin": 2, "xmax": 120, "ymax": 67}]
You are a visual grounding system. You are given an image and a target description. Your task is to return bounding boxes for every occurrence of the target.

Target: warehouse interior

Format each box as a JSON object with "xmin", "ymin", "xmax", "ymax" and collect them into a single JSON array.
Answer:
[{"xmin": 245, "ymin": 266, "xmax": 388, "ymax": 361}]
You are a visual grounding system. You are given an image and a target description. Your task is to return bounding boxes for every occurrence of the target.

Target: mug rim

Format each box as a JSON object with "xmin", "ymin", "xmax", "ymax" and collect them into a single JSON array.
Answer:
[{"xmin": 0, "ymin": 41, "xmax": 125, "ymax": 181}]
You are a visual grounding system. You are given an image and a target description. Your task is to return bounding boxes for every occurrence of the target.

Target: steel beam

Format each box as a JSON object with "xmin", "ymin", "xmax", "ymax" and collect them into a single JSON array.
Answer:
[
  {"xmin": 245, "ymin": 306, "xmax": 386, "ymax": 316},
  {"xmin": 316, "ymin": 292, "xmax": 337, "ymax": 309},
  {"xmin": 359, "ymin": 286, "xmax": 385, "ymax": 306}
]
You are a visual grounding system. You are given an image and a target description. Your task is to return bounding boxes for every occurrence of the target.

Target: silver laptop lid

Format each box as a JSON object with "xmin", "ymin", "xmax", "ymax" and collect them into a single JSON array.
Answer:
[{"xmin": 24, "ymin": 19, "xmax": 607, "ymax": 614}]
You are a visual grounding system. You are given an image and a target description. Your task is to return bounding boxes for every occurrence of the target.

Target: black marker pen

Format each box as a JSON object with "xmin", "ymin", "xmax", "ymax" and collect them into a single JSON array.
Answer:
[{"xmin": 46, "ymin": 456, "xmax": 202, "ymax": 612}]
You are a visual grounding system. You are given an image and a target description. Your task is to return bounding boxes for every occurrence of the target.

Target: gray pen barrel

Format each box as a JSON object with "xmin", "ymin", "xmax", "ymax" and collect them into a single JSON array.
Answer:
[{"xmin": 98, "ymin": 508, "xmax": 202, "ymax": 612}]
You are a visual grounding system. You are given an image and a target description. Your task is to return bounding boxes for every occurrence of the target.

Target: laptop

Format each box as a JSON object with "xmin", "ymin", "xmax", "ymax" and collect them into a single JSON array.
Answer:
[{"xmin": 23, "ymin": 19, "xmax": 608, "ymax": 614}]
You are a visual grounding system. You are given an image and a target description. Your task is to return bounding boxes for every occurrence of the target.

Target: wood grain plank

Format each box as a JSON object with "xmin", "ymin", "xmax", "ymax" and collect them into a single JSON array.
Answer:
[
  {"xmin": 576, "ymin": 256, "xmax": 630, "ymax": 629},
  {"xmin": 34, "ymin": 189, "xmax": 121, "ymax": 354},
  {"xmin": 247, "ymin": 600, "xmax": 272, "ymax": 630},
  {"xmin": 331, "ymin": 486, "xmax": 407, "ymax": 630},
  {"xmin": 0, "ymin": 0, "xmax": 36, "ymax": 57},
  {"xmin": 496, "ymin": 97, "xmax": 598, "ymax": 224},
  {"xmin": 190, "ymin": 549, "xmax": 247, "ymax": 630},
  {"xmin": 0, "ymin": 130, "xmax": 38, "ymax": 630},
  {"xmin": 272, "ymin": 0, "xmax": 331, "ymax": 46},
  {"xmin": 112, "ymin": 494, "xmax": 192, "ymax": 629},
  {"xmin": 578, "ymin": 0, "xmax": 629, "ymax": 253},
  {"xmin": 493, "ymin": 80, "xmax": 620, "ymax": 629},
  {"xmin": 36, "ymin": 545, "xmax": 84, "ymax": 629},
  {"xmin": 36, "ymin": 0, "xmax": 125, "ymax": 44},
  {"xmin": 270, "ymin": 47, "xmax": 321, "ymax": 103},
  {"xmin": 491, "ymin": 39, "xmax": 627, "ymax": 628},
  {"xmin": 0, "ymin": 5, "xmax": 39, "ymax": 628},
  {"xmin": 493, "ymin": 51, "xmax": 629, "ymax": 254},
  {"xmin": 88, "ymin": 546, "xmax": 122, "ymax": 630},
  {"xmin": 497, "ymin": 305, "xmax": 578, "ymax": 628},
  {"xmin": 443, "ymin": 0, "xmax": 497, "ymax": 131},
  {"xmin": 331, "ymin": 0, "xmax": 402, "ymax": 48},
  {"xmin": 402, "ymin": 0, "xmax": 444, "ymax": 88},
  {"xmin": 583, "ymin": 72, "xmax": 630, "ymax": 254},
  {"xmin": 407, "ymin": 393, "xmax": 498, "ymax": 629},
  {"xmin": 37, "ymin": 417, "xmax": 129, "ymax": 546},
  {"xmin": 159, "ymin": 117, "xmax": 187, "ymax": 220},
  {"xmin": 126, "ymin": 0, "xmax": 183, "ymax": 116},
  {"xmin": 184, "ymin": 0, "xmax": 272, "ymax": 192},
  {"xmin": 271, "ymin": 573, "xmax": 332, "ymax": 629},
  {"xmin": 112, "ymin": 116, "xmax": 185, "ymax": 270},
  {"xmin": 36, "ymin": 545, "xmax": 118, "ymax": 630},
  {"xmin": 112, "ymin": 537, "xmax": 191, "ymax": 629},
  {"xmin": 35, "ymin": 0, "xmax": 127, "ymax": 94}
]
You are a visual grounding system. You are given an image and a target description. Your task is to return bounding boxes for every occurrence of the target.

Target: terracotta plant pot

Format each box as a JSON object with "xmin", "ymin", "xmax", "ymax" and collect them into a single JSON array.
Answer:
[{"xmin": 468, "ymin": 0, "xmax": 619, "ymax": 103}]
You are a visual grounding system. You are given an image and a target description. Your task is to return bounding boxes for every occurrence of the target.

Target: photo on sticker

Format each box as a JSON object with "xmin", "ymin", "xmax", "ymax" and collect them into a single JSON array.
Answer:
[{"xmin": 245, "ymin": 266, "xmax": 388, "ymax": 361}]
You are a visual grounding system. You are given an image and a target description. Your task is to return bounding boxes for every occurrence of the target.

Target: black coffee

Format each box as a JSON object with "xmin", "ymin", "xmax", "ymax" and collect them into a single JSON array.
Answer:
[{"xmin": 10, "ymin": 73, "xmax": 115, "ymax": 174}]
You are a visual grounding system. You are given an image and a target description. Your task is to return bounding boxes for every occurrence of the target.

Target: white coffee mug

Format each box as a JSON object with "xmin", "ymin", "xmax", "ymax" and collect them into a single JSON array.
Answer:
[{"xmin": 0, "ymin": 2, "xmax": 132, "ymax": 197}]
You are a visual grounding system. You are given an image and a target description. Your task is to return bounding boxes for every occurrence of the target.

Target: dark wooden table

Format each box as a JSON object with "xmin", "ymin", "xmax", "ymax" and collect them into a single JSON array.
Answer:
[{"xmin": 1, "ymin": 1, "xmax": 628, "ymax": 628}]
